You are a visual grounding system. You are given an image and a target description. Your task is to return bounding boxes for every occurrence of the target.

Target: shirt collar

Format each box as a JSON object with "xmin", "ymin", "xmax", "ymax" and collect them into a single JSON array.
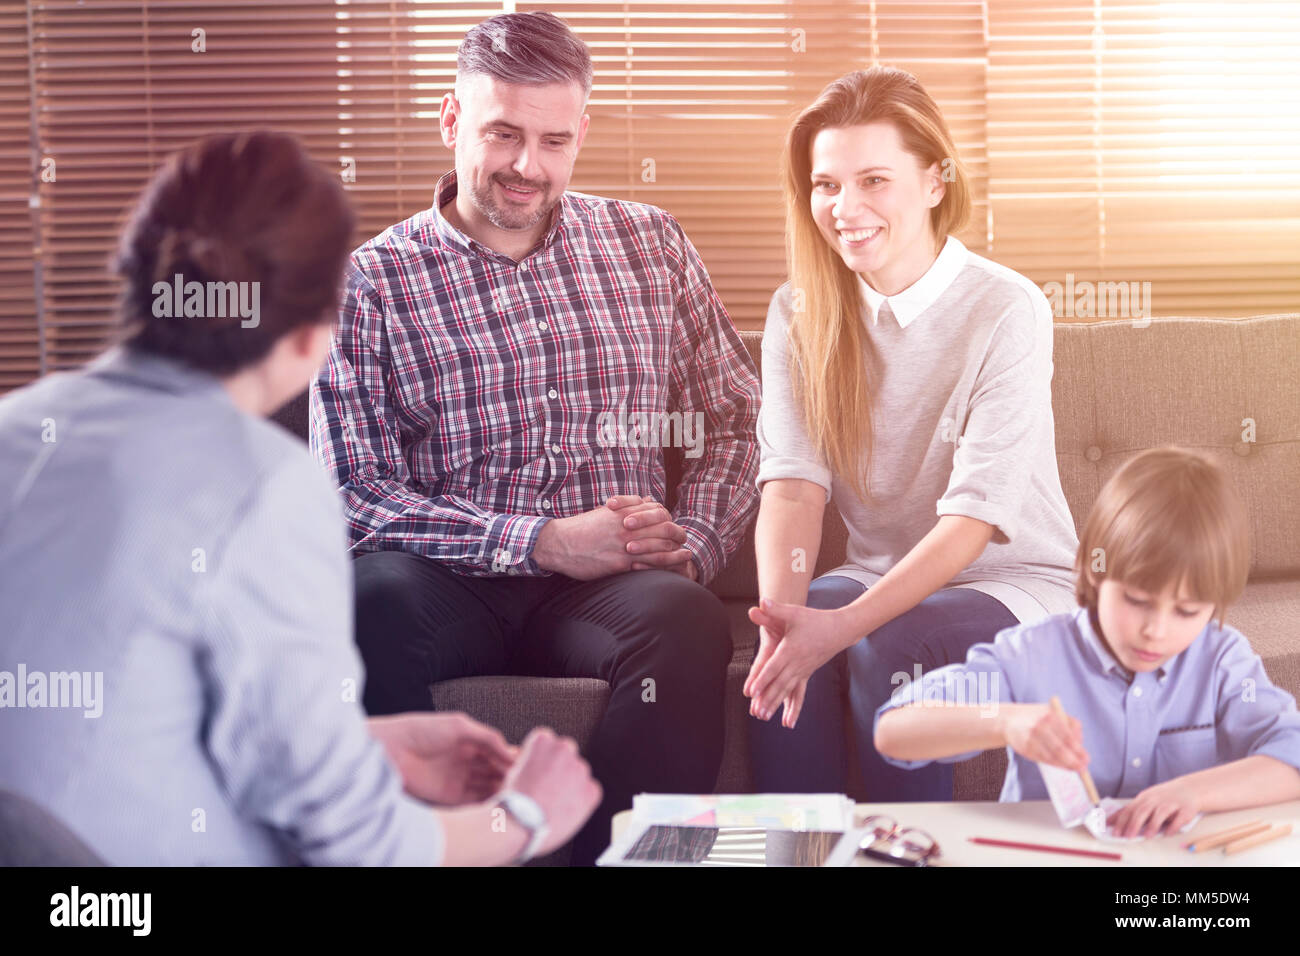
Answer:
[
  {"xmin": 430, "ymin": 170, "xmax": 570, "ymax": 263},
  {"xmin": 855, "ymin": 235, "xmax": 968, "ymax": 329},
  {"xmin": 1074, "ymin": 605, "xmax": 1171, "ymax": 681},
  {"xmin": 85, "ymin": 344, "xmax": 228, "ymax": 401}
]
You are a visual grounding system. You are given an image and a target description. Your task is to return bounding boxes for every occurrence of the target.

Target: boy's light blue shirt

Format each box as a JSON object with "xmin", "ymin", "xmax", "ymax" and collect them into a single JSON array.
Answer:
[{"xmin": 874, "ymin": 606, "xmax": 1300, "ymax": 801}]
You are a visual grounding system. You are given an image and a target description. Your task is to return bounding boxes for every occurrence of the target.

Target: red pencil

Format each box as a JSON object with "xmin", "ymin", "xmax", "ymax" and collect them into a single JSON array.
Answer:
[{"xmin": 970, "ymin": 837, "xmax": 1122, "ymax": 861}]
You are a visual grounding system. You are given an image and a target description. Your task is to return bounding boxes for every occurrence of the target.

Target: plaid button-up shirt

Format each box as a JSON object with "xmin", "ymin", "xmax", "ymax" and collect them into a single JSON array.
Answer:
[{"xmin": 309, "ymin": 171, "xmax": 760, "ymax": 584}]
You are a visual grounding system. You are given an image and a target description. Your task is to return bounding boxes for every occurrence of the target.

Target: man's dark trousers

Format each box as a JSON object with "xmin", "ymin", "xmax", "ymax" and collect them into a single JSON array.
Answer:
[{"xmin": 352, "ymin": 550, "xmax": 733, "ymax": 866}]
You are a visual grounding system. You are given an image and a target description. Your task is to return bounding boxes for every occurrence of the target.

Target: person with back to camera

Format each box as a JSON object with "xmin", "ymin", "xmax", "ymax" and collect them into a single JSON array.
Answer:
[
  {"xmin": 875, "ymin": 447, "xmax": 1300, "ymax": 838},
  {"xmin": 0, "ymin": 130, "xmax": 599, "ymax": 865}
]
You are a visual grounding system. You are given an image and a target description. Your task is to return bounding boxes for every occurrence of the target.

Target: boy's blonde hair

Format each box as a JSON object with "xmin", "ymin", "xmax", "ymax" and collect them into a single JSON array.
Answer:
[{"xmin": 1075, "ymin": 446, "xmax": 1251, "ymax": 626}]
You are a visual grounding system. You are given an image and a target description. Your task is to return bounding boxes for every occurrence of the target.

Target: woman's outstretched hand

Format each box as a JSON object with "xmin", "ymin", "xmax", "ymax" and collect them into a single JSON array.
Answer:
[{"xmin": 743, "ymin": 598, "xmax": 851, "ymax": 728}]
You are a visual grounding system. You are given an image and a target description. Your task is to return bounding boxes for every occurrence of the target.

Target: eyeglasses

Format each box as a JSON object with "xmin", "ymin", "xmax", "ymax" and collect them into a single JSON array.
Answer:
[{"xmin": 857, "ymin": 814, "xmax": 941, "ymax": 867}]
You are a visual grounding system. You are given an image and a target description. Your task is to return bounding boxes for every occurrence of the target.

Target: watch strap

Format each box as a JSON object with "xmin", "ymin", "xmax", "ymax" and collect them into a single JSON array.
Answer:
[{"xmin": 497, "ymin": 789, "xmax": 548, "ymax": 863}]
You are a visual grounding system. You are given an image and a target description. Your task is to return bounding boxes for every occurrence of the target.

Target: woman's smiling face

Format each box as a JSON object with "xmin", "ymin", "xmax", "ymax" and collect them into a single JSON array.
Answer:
[{"xmin": 808, "ymin": 121, "xmax": 946, "ymax": 296}]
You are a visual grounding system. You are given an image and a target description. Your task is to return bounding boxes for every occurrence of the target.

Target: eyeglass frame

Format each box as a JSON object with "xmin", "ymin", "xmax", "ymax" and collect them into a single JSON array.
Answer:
[{"xmin": 856, "ymin": 814, "xmax": 942, "ymax": 867}]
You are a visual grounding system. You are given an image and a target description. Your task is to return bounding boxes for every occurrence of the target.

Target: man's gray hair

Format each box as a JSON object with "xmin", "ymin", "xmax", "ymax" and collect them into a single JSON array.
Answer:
[{"xmin": 457, "ymin": 12, "xmax": 593, "ymax": 100}]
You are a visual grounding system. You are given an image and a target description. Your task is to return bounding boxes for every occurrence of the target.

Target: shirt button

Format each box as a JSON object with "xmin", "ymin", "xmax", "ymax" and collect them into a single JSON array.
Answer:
[
  {"xmin": 547, "ymin": 388, "xmax": 558, "ymax": 399},
  {"xmin": 537, "ymin": 321, "xmax": 548, "ymax": 331},
  {"xmin": 551, "ymin": 443, "xmax": 561, "ymax": 453},
  {"xmin": 1131, "ymin": 757, "xmax": 1142, "ymax": 768},
  {"xmin": 540, "ymin": 499, "xmax": 551, "ymax": 510},
  {"xmin": 1085, "ymin": 445, "xmax": 1103, "ymax": 463},
  {"xmin": 1132, "ymin": 686, "xmax": 1143, "ymax": 697},
  {"xmin": 519, "ymin": 261, "xmax": 530, "ymax": 272}
]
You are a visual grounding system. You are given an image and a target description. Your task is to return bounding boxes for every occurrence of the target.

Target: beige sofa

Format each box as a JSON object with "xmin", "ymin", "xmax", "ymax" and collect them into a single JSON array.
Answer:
[{"xmin": 273, "ymin": 314, "xmax": 1300, "ymax": 863}]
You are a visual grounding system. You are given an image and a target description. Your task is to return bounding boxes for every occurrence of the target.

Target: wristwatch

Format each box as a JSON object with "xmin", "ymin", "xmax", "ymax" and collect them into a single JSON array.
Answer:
[{"xmin": 496, "ymin": 789, "xmax": 549, "ymax": 863}]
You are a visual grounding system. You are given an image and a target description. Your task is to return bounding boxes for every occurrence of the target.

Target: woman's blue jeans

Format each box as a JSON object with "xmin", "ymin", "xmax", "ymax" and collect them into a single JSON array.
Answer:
[{"xmin": 748, "ymin": 575, "xmax": 1019, "ymax": 802}]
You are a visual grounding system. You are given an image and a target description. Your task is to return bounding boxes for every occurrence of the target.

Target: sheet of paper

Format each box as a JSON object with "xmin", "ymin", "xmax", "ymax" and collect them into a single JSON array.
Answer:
[
  {"xmin": 630, "ymin": 793, "xmax": 855, "ymax": 831},
  {"xmin": 1039, "ymin": 761, "xmax": 1097, "ymax": 828},
  {"xmin": 1038, "ymin": 762, "xmax": 1200, "ymax": 842}
]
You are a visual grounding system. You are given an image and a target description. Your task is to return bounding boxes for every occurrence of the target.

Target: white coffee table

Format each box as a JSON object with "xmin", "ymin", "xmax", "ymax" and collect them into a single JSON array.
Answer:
[{"xmin": 610, "ymin": 798, "xmax": 1300, "ymax": 866}]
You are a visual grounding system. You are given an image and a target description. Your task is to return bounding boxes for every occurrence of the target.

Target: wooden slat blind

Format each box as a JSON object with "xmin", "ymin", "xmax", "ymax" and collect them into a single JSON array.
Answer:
[
  {"xmin": 0, "ymin": 1, "xmax": 1296, "ymax": 394},
  {"xmin": 29, "ymin": 1, "xmax": 367, "ymax": 371},
  {"xmin": 522, "ymin": 1, "xmax": 990, "ymax": 325},
  {"xmin": 988, "ymin": 0, "xmax": 1300, "ymax": 317},
  {"xmin": 0, "ymin": 1, "xmax": 38, "ymax": 390},
  {"xmin": 330, "ymin": 0, "xmax": 990, "ymax": 328},
  {"xmin": 10, "ymin": 0, "xmax": 989, "ymax": 384}
]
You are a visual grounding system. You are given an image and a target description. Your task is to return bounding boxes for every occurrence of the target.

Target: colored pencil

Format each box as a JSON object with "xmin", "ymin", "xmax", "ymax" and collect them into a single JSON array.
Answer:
[
  {"xmin": 970, "ymin": 837, "xmax": 1122, "ymax": 861},
  {"xmin": 1050, "ymin": 695, "xmax": 1101, "ymax": 805},
  {"xmin": 1184, "ymin": 820, "xmax": 1269, "ymax": 853},
  {"xmin": 1224, "ymin": 824, "xmax": 1292, "ymax": 857}
]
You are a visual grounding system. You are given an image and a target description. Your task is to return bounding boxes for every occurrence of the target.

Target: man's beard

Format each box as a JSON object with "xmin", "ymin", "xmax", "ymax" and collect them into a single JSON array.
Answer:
[{"xmin": 469, "ymin": 173, "xmax": 558, "ymax": 232}]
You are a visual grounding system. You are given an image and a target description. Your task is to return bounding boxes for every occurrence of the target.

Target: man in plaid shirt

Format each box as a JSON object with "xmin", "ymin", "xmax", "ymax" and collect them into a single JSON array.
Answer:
[{"xmin": 310, "ymin": 12, "xmax": 759, "ymax": 865}]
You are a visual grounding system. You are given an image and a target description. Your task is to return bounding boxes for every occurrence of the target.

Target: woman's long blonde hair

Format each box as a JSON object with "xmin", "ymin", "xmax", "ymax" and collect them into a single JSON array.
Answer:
[{"xmin": 782, "ymin": 67, "xmax": 970, "ymax": 502}]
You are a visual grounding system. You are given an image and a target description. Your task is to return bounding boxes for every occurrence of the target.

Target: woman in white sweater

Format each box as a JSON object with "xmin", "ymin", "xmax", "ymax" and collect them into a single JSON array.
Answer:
[{"xmin": 745, "ymin": 67, "xmax": 1079, "ymax": 801}]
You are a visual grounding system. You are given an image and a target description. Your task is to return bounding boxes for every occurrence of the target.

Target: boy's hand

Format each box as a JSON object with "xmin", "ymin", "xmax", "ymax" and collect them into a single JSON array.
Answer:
[
  {"xmin": 1106, "ymin": 779, "xmax": 1202, "ymax": 839},
  {"xmin": 1001, "ymin": 703, "xmax": 1090, "ymax": 772}
]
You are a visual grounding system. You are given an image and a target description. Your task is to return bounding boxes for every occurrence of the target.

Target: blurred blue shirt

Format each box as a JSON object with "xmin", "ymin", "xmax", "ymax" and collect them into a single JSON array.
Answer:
[
  {"xmin": 0, "ymin": 345, "xmax": 443, "ymax": 864},
  {"xmin": 875, "ymin": 606, "xmax": 1300, "ymax": 801}
]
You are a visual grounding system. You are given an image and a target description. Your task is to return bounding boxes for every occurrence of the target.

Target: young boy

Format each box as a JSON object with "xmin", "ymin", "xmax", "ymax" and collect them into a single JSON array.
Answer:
[{"xmin": 873, "ymin": 446, "xmax": 1300, "ymax": 838}]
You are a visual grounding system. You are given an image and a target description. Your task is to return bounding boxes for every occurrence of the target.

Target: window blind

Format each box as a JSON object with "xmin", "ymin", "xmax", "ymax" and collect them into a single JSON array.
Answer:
[
  {"xmin": 1, "ymin": 1, "xmax": 1296, "ymax": 395},
  {"xmin": 0, "ymin": 0, "xmax": 38, "ymax": 390},
  {"xmin": 988, "ymin": 0, "xmax": 1300, "ymax": 316}
]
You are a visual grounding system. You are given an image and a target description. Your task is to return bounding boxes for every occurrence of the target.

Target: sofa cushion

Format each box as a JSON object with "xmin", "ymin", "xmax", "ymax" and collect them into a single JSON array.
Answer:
[
  {"xmin": 428, "ymin": 676, "xmax": 610, "ymax": 747},
  {"xmin": 1052, "ymin": 315, "xmax": 1300, "ymax": 577},
  {"xmin": 1222, "ymin": 577, "xmax": 1300, "ymax": 692}
]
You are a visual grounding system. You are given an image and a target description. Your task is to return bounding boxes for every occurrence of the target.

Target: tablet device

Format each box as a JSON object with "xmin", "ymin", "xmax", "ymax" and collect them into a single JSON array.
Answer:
[{"xmin": 598, "ymin": 824, "xmax": 863, "ymax": 867}]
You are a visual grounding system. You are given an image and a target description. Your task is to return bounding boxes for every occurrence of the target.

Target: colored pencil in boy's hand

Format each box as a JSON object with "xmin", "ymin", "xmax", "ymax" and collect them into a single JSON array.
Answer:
[{"xmin": 1050, "ymin": 696, "xmax": 1101, "ymax": 806}]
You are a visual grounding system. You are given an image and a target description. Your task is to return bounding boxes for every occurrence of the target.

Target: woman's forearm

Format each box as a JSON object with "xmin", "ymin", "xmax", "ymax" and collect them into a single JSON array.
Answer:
[
  {"xmin": 841, "ymin": 514, "xmax": 995, "ymax": 640},
  {"xmin": 754, "ymin": 479, "xmax": 826, "ymax": 607},
  {"xmin": 875, "ymin": 703, "xmax": 1014, "ymax": 761},
  {"xmin": 436, "ymin": 802, "xmax": 530, "ymax": 866}
]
